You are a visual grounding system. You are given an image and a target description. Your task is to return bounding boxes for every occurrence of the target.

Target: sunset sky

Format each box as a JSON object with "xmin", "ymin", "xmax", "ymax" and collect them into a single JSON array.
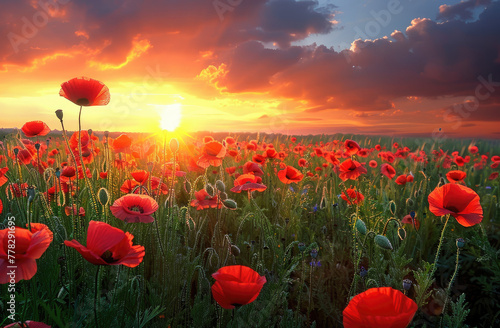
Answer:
[{"xmin": 1, "ymin": 0, "xmax": 499, "ymax": 138}]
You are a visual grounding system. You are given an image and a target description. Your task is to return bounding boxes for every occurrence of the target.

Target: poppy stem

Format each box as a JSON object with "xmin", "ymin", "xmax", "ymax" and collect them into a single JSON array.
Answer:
[
  {"xmin": 442, "ymin": 246, "xmax": 461, "ymax": 317},
  {"xmin": 94, "ymin": 265, "xmax": 101, "ymax": 328},
  {"xmin": 431, "ymin": 214, "xmax": 450, "ymax": 277}
]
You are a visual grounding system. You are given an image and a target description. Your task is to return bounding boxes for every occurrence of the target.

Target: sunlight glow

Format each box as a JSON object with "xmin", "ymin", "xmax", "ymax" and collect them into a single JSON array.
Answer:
[{"xmin": 159, "ymin": 103, "xmax": 182, "ymax": 132}]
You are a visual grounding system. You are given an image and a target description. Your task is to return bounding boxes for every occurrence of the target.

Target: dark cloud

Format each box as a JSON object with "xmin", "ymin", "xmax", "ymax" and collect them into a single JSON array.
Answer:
[{"xmin": 437, "ymin": 0, "xmax": 491, "ymax": 21}]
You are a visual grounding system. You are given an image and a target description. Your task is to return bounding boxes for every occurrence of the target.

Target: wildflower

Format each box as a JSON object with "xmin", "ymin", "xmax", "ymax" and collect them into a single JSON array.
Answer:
[
  {"xmin": 21, "ymin": 121, "xmax": 50, "ymax": 137},
  {"xmin": 110, "ymin": 194, "xmax": 159, "ymax": 223},
  {"xmin": 338, "ymin": 159, "xmax": 367, "ymax": 181},
  {"xmin": 211, "ymin": 265, "xmax": 266, "ymax": 309},
  {"xmin": 446, "ymin": 170, "xmax": 466, "ymax": 184},
  {"xmin": 278, "ymin": 165, "xmax": 304, "ymax": 184},
  {"xmin": 428, "ymin": 184, "xmax": 483, "ymax": 227},
  {"xmin": 64, "ymin": 221, "xmax": 145, "ymax": 267},
  {"xmin": 59, "ymin": 76, "xmax": 110, "ymax": 106}
]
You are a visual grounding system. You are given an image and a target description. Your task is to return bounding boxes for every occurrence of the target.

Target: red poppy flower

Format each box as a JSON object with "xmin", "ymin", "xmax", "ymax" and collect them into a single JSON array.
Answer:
[
  {"xmin": 0, "ymin": 223, "xmax": 53, "ymax": 283},
  {"xmin": 343, "ymin": 287, "xmax": 417, "ymax": 328},
  {"xmin": 369, "ymin": 160, "xmax": 378, "ymax": 168},
  {"xmin": 291, "ymin": 137, "xmax": 297, "ymax": 143},
  {"xmin": 110, "ymin": 194, "xmax": 159, "ymax": 223},
  {"xmin": 468, "ymin": 145, "xmax": 478, "ymax": 154},
  {"xmin": 60, "ymin": 166, "xmax": 76, "ymax": 182},
  {"xmin": 21, "ymin": 121, "xmax": 50, "ymax": 138},
  {"xmin": 454, "ymin": 156, "xmax": 465, "ymax": 166},
  {"xmin": 225, "ymin": 166, "xmax": 237, "ymax": 175},
  {"xmin": 242, "ymin": 161, "xmax": 264, "ymax": 176},
  {"xmin": 131, "ymin": 170, "xmax": 149, "ymax": 185},
  {"xmin": 395, "ymin": 174, "xmax": 407, "ymax": 185},
  {"xmin": 338, "ymin": 159, "xmax": 367, "ymax": 181},
  {"xmin": 381, "ymin": 163, "xmax": 396, "ymax": 179},
  {"xmin": 228, "ymin": 149, "xmax": 239, "ymax": 158},
  {"xmin": 100, "ymin": 172, "xmax": 108, "ymax": 179},
  {"xmin": 197, "ymin": 141, "xmax": 226, "ymax": 168},
  {"xmin": 211, "ymin": 265, "xmax": 266, "ymax": 309},
  {"xmin": 278, "ymin": 165, "xmax": 304, "ymax": 184},
  {"xmin": 65, "ymin": 205, "xmax": 86, "ymax": 217},
  {"xmin": 0, "ymin": 167, "xmax": 8, "ymax": 187},
  {"xmin": 446, "ymin": 170, "xmax": 466, "ymax": 183},
  {"xmin": 111, "ymin": 134, "xmax": 132, "ymax": 153},
  {"xmin": 64, "ymin": 221, "xmax": 145, "ymax": 267},
  {"xmin": 12, "ymin": 148, "xmax": 33, "ymax": 165},
  {"xmin": 401, "ymin": 214, "xmax": 420, "ymax": 231},
  {"xmin": 265, "ymin": 148, "xmax": 278, "ymax": 159},
  {"xmin": 298, "ymin": 158, "xmax": 308, "ymax": 167},
  {"xmin": 344, "ymin": 139, "xmax": 361, "ymax": 156},
  {"xmin": 406, "ymin": 174, "xmax": 414, "ymax": 182},
  {"xmin": 7, "ymin": 182, "xmax": 29, "ymax": 198},
  {"xmin": 252, "ymin": 154, "xmax": 266, "ymax": 164},
  {"xmin": 4, "ymin": 321, "xmax": 51, "ymax": 328},
  {"xmin": 225, "ymin": 136, "xmax": 236, "ymax": 145},
  {"xmin": 0, "ymin": 199, "xmax": 2, "ymax": 215},
  {"xmin": 203, "ymin": 136, "xmax": 214, "ymax": 143},
  {"xmin": 428, "ymin": 184, "xmax": 483, "ymax": 227},
  {"xmin": 190, "ymin": 189, "xmax": 222, "ymax": 210},
  {"xmin": 59, "ymin": 77, "xmax": 110, "ymax": 106},
  {"xmin": 151, "ymin": 176, "xmax": 169, "ymax": 195},
  {"xmin": 489, "ymin": 172, "xmax": 499, "ymax": 180},
  {"xmin": 120, "ymin": 179, "xmax": 140, "ymax": 193},
  {"xmin": 492, "ymin": 155, "xmax": 500, "ymax": 162},
  {"xmin": 230, "ymin": 174, "xmax": 267, "ymax": 193},
  {"xmin": 341, "ymin": 188, "xmax": 364, "ymax": 205}
]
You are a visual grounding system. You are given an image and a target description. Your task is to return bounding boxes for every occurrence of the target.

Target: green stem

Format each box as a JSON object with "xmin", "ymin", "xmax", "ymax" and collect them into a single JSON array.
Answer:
[
  {"xmin": 443, "ymin": 247, "xmax": 461, "ymax": 316},
  {"xmin": 94, "ymin": 266, "xmax": 101, "ymax": 328},
  {"xmin": 431, "ymin": 214, "xmax": 450, "ymax": 277}
]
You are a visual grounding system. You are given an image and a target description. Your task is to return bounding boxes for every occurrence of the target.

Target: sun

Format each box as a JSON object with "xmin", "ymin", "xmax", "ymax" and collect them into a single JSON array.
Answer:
[{"xmin": 159, "ymin": 104, "xmax": 182, "ymax": 132}]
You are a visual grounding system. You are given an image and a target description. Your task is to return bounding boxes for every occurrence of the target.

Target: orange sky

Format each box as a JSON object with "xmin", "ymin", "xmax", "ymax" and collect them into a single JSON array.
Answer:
[{"xmin": 1, "ymin": 0, "xmax": 499, "ymax": 139}]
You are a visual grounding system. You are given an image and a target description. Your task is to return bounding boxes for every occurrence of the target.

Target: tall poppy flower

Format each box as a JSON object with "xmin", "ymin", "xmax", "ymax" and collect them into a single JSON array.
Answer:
[
  {"xmin": 341, "ymin": 188, "xmax": 364, "ymax": 205},
  {"xmin": 197, "ymin": 141, "xmax": 226, "ymax": 168},
  {"xmin": 395, "ymin": 174, "xmax": 408, "ymax": 185},
  {"xmin": 338, "ymin": 159, "xmax": 367, "ymax": 181},
  {"xmin": 110, "ymin": 194, "xmax": 159, "ymax": 223},
  {"xmin": 211, "ymin": 265, "xmax": 266, "ymax": 309},
  {"xmin": 21, "ymin": 121, "xmax": 50, "ymax": 138},
  {"xmin": 343, "ymin": 287, "xmax": 417, "ymax": 328},
  {"xmin": 369, "ymin": 160, "xmax": 378, "ymax": 168},
  {"xmin": 131, "ymin": 170, "xmax": 149, "ymax": 185},
  {"xmin": 190, "ymin": 189, "xmax": 222, "ymax": 210},
  {"xmin": 64, "ymin": 221, "xmax": 145, "ymax": 267},
  {"xmin": 446, "ymin": 170, "xmax": 466, "ymax": 184},
  {"xmin": 0, "ymin": 223, "xmax": 53, "ymax": 284},
  {"xmin": 111, "ymin": 134, "xmax": 132, "ymax": 153},
  {"xmin": 278, "ymin": 165, "xmax": 304, "ymax": 184},
  {"xmin": 243, "ymin": 161, "xmax": 264, "ymax": 176},
  {"xmin": 381, "ymin": 163, "xmax": 396, "ymax": 179},
  {"xmin": 344, "ymin": 139, "xmax": 361, "ymax": 156},
  {"xmin": 230, "ymin": 174, "xmax": 267, "ymax": 193},
  {"xmin": 59, "ymin": 77, "xmax": 110, "ymax": 106},
  {"xmin": 428, "ymin": 184, "xmax": 483, "ymax": 227}
]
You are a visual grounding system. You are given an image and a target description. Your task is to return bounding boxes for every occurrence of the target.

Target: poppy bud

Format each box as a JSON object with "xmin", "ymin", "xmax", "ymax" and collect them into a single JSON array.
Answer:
[
  {"xmin": 231, "ymin": 245, "xmax": 240, "ymax": 256},
  {"xmin": 205, "ymin": 183, "xmax": 214, "ymax": 197},
  {"xmin": 104, "ymin": 131, "xmax": 109, "ymax": 138},
  {"xmin": 310, "ymin": 249, "xmax": 318, "ymax": 258},
  {"xmin": 98, "ymin": 187, "xmax": 110, "ymax": 207},
  {"xmin": 55, "ymin": 167, "xmax": 61, "ymax": 178},
  {"xmin": 355, "ymin": 219, "xmax": 367, "ymax": 235},
  {"xmin": 222, "ymin": 199, "xmax": 237, "ymax": 210},
  {"xmin": 27, "ymin": 186, "xmax": 36, "ymax": 203},
  {"xmin": 374, "ymin": 235, "xmax": 393, "ymax": 250},
  {"xmin": 88, "ymin": 129, "xmax": 93, "ymax": 136},
  {"xmin": 403, "ymin": 279, "xmax": 412, "ymax": 291},
  {"xmin": 55, "ymin": 109, "xmax": 63, "ymax": 121},
  {"xmin": 169, "ymin": 138, "xmax": 179, "ymax": 153},
  {"xmin": 215, "ymin": 180, "xmax": 225, "ymax": 192},
  {"xmin": 389, "ymin": 201, "xmax": 396, "ymax": 215},
  {"xmin": 34, "ymin": 143, "xmax": 41, "ymax": 151},
  {"xmin": 46, "ymin": 139, "xmax": 50, "ymax": 148},
  {"xmin": 298, "ymin": 242, "xmax": 306, "ymax": 252},
  {"xmin": 406, "ymin": 198, "xmax": 414, "ymax": 207},
  {"xmin": 410, "ymin": 211, "xmax": 416, "ymax": 219},
  {"xmin": 398, "ymin": 227, "xmax": 406, "ymax": 240},
  {"xmin": 219, "ymin": 192, "xmax": 228, "ymax": 201},
  {"xmin": 456, "ymin": 238, "xmax": 465, "ymax": 249},
  {"xmin": 13, "ymin": 148, "xmax": 19, "ymax": 156}
]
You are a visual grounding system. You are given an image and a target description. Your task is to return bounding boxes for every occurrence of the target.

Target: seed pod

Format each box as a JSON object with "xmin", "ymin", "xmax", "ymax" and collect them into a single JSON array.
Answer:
[
  {"xmin": 222, "ymin": 199, "xmax": 237, "ymax": 210},
  {"xmin": 456, "ymin": 238, "xmax": 465, "ymax": 249},
  {"xmin": 88, "ymin": 129, "xmax": 93, "ymax": 136},
  {"xmin": 355, "ymin": 219, "xmax": 367, "ymax": 235},
  {"xmin": 219, "ymin": 192, "xmax": 228, "ymax": 201},
  {"xmin": 215, "ymin": 180, "xmax": 225, "ymax": 193},
  {"xmin": 98, "ymin": 187, "xmax": 110, "ymax": 207},
  {"xmin": 298, "ymin": 242, "xmax": 306, "ymax": 252},
  {"xmin": 403, "ymin": 279, "xmax": 412, "ymax": 291},
  {"xmin": 55, "ymin": 109, "xmax": 64, "ymax": 121},
  {"xmin": 374, "ymin": 235, "xmax": 393, "ymax": 250},
  {"xmin": 406, "ymin": 198, "xmax": 414, "ymax": 207}
]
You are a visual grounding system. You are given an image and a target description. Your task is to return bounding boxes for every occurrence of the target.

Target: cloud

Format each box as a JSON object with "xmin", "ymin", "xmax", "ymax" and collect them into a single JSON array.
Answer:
[{"xmin": 437, "ymin": 0, "xmax": 491, "ymax": 21}]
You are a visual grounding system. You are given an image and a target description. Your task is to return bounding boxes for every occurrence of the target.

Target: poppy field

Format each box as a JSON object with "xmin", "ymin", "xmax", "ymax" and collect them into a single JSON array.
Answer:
[{"xmin": 0, "ymin": 77, "xmax": 500, "ymax": 328}]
